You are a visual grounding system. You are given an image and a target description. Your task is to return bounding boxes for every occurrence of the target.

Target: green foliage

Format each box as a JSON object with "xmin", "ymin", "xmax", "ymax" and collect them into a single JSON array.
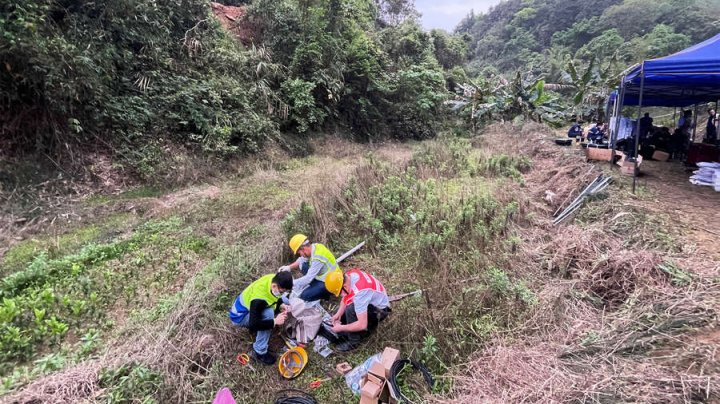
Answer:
[
  {"xmin": 430, "ymin": 30, "xmax": 469, "ymax": 69},
  {"xmin": 2, "ymin": 0, "xmax": 452, "ymax": 178},
  {"xmin": 479, "ymin": 154, "xmax": 531, "ymax": 182},
  {"xmin": 98, "ymin": 363, "xmax": 162, "ymax": 404},
  {"xmin": 460, "ymin": 0, "xmax": 720, "ymax": 79},
  {"xmin": 0, "ymin": 0, "xmax": 280, "ymax": 176},
  {"xmin": 0, "ymin": 217, "xmax": 208, "ymax": 374},
  {"xmin": 658, "ymin": 261, "xmax": 693, "ymax": 287},
  {"xmin": 281, "ymin": 202, "xmax": 317, "ymax": 241},
  {"xmin": 410, "ymin": 136, "xmax": 473, "ymax": 177},
  {"xmin": 452, "ymin": 73, "xmax": 567, "ymax": 129},
  {"xmin": 281, "ymin": 79, "xmax": 326, "ymax": 133}
]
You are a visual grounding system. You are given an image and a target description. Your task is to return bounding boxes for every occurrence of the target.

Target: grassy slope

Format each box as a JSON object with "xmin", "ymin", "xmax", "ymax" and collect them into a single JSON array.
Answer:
[
  {"xmin": 2, "ymin": 125, "xmax": 719, "ymax": 403},
  {"xmin": 1, "ymin": 138, "xmax": 412, "ymax": 402}
]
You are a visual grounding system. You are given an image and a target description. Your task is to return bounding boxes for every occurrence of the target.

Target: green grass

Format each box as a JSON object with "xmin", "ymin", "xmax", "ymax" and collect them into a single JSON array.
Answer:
[
  {"xmin": 274, "ymin": 156, "xmax": 320, "ymax": 172},
  {"xmin": 0, "ymin": 215, "xmax": 211, "ymax": 391},
  {"xmin": 1, "ymin": 134, "xmax": 544, "ymax": 402},
  {"xmin": 86, "ymin": 186, "xmax": 164, "ymax": 206},
  {"xmin": 188, "ymin": 181, "xmax": 292, "ymax": 223},
  {"xmin": 1, "ymin": 213, "xmax": 135, "ymax": 277}
]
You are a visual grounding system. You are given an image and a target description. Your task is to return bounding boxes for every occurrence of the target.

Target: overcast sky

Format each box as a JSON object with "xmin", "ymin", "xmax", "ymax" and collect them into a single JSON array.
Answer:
[{"xmin": 415, "ymin": 0, "xmax": 504, "ymax": 31}]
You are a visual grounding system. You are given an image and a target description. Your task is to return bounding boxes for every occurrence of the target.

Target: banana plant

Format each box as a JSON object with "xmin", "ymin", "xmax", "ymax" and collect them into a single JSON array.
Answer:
[
  {"xmin": 561, "ymin": 53, "xmax": 621, "ymax": 121},
  {"xmin": 451, "ymin": 72, "xmax": 566, "ymax": 129}
]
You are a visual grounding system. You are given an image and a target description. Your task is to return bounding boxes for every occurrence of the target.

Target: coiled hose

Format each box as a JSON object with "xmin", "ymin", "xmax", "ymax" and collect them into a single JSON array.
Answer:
[
  {"xmin": 388, "ymin": 358, "xmax": 434, "ymax": 404},
  {"xmin": 273, "ymin": 389, "xmax": 318, "ymax": 404}
]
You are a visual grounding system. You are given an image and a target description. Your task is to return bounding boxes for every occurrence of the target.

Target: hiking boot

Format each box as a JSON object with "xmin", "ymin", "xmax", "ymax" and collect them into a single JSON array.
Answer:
[
  {"xmin": 318, "ymin": 325, "xmax": 342, "ymax": 344},
  {"xmin": 335, "ymin": 340, "xmax": 361, "ymax": 352},
  {"xmin": 251, "ymin": 350, "xmax": 277, "ymax": 365}
]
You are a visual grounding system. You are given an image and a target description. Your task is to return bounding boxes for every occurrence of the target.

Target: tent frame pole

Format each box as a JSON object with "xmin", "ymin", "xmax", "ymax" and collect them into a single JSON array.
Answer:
[
  {"xmin": 610, "ymin": 84, "xmax": 625, "ymax": 167},
  {"xmin": 691, "ymin": 104, "xmax": 699, "ymax": 142},
  {"xmin": 632, "ymin": 63, "xmax": 645, "ymax": 194}
]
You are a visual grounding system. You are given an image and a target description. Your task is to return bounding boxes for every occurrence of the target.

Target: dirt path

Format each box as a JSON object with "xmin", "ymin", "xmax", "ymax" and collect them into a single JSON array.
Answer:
[{"xmin": 633, "ymin": 160, "xmax": 720, "ymax": 261}]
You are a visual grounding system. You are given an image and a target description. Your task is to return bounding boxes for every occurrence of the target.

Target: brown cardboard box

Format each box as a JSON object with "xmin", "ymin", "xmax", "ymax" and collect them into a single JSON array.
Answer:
[
  {"xmin": 620, "ymin": 163, "xmax": 637, "ymax": 176},
  {"xmin": 336, "ymin": 362, "xmax": 353, "ymax": 375},
  {"xmin": 379, "ymin": 347, "xmax": 400, "ymax": 378},
  {"xmin": 585, "ymin": 147, "xmax": 613, "ymax": 161},
  {"xmin": 369, "ymin": 362, "xmax": 386, "ymax": 380},
  {"xmin": 360, "ymin": 380, "xmax": 383, "ymax": 400},
  {"xmin": 652, "ymin": 150, "xmax": 669, "ymax": 161},
  {"xmin": 359, "ymin": 394, "xmax": 378, "ymax": 404},
  {"xmin": 620, "ymin": 159, "xmax": 640, "ymax": 175},
  {"xmin": 360, "ymin": 362, "xmax": 387, "ymax": 404}
]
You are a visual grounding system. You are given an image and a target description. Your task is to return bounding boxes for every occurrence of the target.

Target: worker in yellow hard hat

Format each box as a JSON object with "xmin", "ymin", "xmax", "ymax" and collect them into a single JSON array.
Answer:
[
  {"xmin": 325, "ymin": 268, "xmax": 390, "ymax": 352},
  {"xmin": 278, "ymin": 234, "xmax": 339, "ymax": 302},
  {"xmin": 229, "ymin": 271, "xmax": 293, "ymax": 365}
]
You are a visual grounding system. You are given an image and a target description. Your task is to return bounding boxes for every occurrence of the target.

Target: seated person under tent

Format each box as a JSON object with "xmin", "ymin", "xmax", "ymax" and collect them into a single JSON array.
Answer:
[
  {"xmin": 567, "ymin": 122, "xmax": 583, "ymax": 140},
  {"xmin": 587, "ymin": 122, "xmax": 606, "ymax": 144}
]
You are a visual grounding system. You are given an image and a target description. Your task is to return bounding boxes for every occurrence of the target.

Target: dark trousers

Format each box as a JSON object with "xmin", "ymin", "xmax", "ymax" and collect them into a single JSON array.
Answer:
[
  {"xmin": 299, "ymin": 262, "xmax": 333, "ymax": 301},
  {"xmin": 340, "ymin": 303, "xmax": 390, "ymax": 342}
]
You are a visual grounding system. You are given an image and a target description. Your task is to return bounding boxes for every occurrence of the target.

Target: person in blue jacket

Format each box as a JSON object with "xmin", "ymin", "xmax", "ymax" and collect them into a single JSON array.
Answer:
[{"xmin": 567, "ymin": 121, "xmax": 583, "ymax": 141}]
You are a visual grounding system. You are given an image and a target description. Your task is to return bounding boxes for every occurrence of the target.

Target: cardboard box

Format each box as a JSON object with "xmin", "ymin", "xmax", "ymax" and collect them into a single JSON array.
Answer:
[
  {"xmin": 368, "ymin": 362, "xmax": 386, "ymax": 380},
  {"xmin": 336, "ymin": 362, "xmax": 353, "ymax": 375},
  {"xmin": 360, "ymin": 379, "xmax": 383, "ymax": 400},
  {"xmin": 585, "ymin": 147, "xmax": 613, "ymax": 161},
  {"xmin": 619, "ymin": 157, "xmax": 642, "ymax": 176},
  {"xmin": 620, "ymin": 163, "xmax": 637, "ymax": 176},
  {"xmin": 359, "ymin": 394, "xmax": 378, "ymax": 404},
  {"xmin": 652, "ymin": 150, "xmax": 669, "ymax": 161},
  {"xmin": 361, "ymin": 362, "xmax": 387, "ymax": 403},
  {"xmin": 379, "ymin": 347, "xmax": 400, "ymax": 379}
]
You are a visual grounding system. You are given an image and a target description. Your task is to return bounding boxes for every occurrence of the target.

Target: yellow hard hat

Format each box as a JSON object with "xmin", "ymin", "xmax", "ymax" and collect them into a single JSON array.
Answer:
[
  {"xmin": 324, "ymin": 269, "xmax": 344, "ymax": 297},
  {"xmin": 278, "ymin": 346, "xmax": 308, "ymax": 379},
  {"xmin": 288, "ymin": 234, "xmax": 308, "ymax": 255}
]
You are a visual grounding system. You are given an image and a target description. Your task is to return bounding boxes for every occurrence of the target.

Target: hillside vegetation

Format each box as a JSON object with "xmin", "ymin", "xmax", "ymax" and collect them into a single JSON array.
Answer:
[
  {"xmin": 1, "ymin": 0, "xmax": 462, "ymax": 181},
  {"xmin": 2, "ymin": 123, "xmax": 718, "ymax": 403},
  {"xmin": 458, "ymin": 0, "xmax": 720, "ymax": 79},
  {"xmin": 2, "ymin": 0, "xmax": 720, "ymax": 403}
]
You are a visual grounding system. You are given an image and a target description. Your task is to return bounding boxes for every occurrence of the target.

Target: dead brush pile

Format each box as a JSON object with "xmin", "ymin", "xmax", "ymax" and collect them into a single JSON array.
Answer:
[{"xmin": 446, "ymin": 124, "xmax": 720, "ymax": 403}]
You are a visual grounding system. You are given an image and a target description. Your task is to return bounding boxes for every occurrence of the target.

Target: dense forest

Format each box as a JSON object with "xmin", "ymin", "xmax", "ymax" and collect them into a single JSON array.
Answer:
[
  {"xmin": 2, "ymin": 0, "xmax": 719, "ymax": 182},
  {"xmin": 458, "ymin": 0, "xmax": 720, "ymax": 79},
  {"xmin": 0, "ymin": 0, "xmax": 465, "ymax": 180}
]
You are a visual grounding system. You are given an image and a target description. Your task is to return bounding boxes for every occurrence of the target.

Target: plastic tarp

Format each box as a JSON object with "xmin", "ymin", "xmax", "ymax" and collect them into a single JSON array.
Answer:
[{"xmin": 620, "ymin": 33, "xmax": 720, "ymax": 107}]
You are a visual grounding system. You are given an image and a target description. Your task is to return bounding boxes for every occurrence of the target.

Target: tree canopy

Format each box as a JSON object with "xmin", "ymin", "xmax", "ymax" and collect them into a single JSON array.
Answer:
[
  {"xmin": 0, "ymin": 0, "xmax": 467, "ymax": 179},
  {"xmin": 459, "ymin": 0, "xmax": 720, "ymax": 80}
]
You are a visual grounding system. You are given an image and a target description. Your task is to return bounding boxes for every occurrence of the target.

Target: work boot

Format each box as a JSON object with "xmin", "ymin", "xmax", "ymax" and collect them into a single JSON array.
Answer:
[
  {"xmin": 318, "ymin": 325, "xmax": 341, "ymax": 344},
  {"xmin": 251, "ymin": 350, "xmax": 276, "ymax": 365},
  {"xmin": 335, "ymin": 340, "xmax": 361, "ymax": 352}
]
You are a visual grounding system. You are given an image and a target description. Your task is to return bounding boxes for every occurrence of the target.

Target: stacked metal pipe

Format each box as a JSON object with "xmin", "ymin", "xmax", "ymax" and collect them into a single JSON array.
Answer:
[{"xmin": 553, "ymin": 174, "xmax": 613, "ymax": 225}]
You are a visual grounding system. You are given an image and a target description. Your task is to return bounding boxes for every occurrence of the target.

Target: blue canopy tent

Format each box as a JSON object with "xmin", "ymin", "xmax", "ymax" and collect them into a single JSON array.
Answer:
[{"xmin": 610, "ymin": 33, "xmax": 720, "ymax": 192}]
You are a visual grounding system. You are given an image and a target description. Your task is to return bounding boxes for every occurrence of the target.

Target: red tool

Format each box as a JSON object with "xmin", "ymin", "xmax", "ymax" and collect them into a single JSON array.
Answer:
[
  {"xmin": 237, "ymin": 353, "xmax": 256, "ymax": 372},
  {"xmin": 308, "ymin": 377, "xmax": 332, "ymax": 389}
]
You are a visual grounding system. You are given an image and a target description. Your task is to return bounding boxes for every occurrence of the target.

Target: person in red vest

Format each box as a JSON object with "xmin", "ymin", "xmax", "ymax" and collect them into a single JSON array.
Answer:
[{"xmin": 325, "ymin": 268, "xmax": 391, "ymax": 352}]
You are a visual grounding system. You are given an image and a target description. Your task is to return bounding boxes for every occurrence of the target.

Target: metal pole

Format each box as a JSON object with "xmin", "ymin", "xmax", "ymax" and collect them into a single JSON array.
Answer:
[
  {"xmin": 691, "ymin": 103, "xmax": 699, "ymax": 142},
  {"xmin": 632, "ymin": 63, "xmax": 645, "ymax": 194},
  {"xmin": 672, "ymin": 108, "xmax": 677, "ymax": 130}
]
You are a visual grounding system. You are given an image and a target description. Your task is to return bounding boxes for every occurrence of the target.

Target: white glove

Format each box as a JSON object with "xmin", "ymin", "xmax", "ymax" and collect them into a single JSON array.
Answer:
[{"xmin": 278, "ymin": 265, "xmax": 292, "ymax": 273}]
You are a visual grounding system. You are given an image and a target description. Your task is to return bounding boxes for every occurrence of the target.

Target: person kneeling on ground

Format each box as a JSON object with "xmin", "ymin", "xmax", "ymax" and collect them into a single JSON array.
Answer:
[
  {"xmin": 325, "ymin": 268, "xmax": 391, "ymax": 352},
  {"xmin": 587, "ymin": 121, "xmax": 606, "ymax": 144},
  {"xmin": 567, "ymin": 122, "xmax": 583, "ymax": 142},
  {"xmin": 278, "ymin": 234, "xmax": 339, "ymax": 302},
  {"xmin": 229, "ymin": 272, "xmax": 293, "ymax": 365}
]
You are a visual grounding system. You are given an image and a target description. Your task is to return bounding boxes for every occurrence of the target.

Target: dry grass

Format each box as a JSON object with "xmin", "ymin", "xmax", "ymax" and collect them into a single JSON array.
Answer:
[
  {"xmin": 2, "ymin": 141, "xmax": 415, "ymax": 404},
  {"xmin": 445, "ymin": 123, "xmax": 720, "ymax": 403}
]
